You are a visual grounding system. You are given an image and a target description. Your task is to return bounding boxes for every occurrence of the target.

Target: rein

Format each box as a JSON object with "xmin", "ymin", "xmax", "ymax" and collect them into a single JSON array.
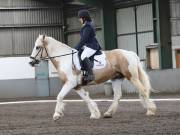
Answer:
[
  {"xmin": 42, "ymin": 47, "xmax": 77, "ymax": 60},
  {"xmin": 30, "ymin": 44, "xmax": 77, "ymax": 69}
]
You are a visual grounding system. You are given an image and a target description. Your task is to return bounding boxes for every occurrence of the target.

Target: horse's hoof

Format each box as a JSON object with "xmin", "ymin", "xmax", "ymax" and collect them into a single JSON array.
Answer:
[
  {"xmin": 90, "ymin": 113, "xmax": 101, "ymax": 119},
  {"xmin": 146, "ymin": 108, "xmax": 156, "ymax": 116},
  {"xmin": 103, "ymin": 112, "xmax": 113, "ymax": 118},
  {"xmin": 53, "ymin": 112, "xmax": 64, "ymax": 121}
]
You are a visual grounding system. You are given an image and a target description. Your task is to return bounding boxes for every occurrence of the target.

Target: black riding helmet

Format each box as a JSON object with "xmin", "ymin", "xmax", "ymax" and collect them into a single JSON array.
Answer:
[{"xmin": 78, "ymin": 9, "xmax": 92, "ymax": 23}]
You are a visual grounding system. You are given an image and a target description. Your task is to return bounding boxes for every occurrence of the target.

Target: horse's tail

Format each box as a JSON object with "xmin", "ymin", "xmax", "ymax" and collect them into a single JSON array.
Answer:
[
  {"xmin": 138, "ymin": 60, "xmax": 159, "ymax": 93},
  {"xmin": 138, "ymin": 62, "xmax": 151, "ymax": 96}
]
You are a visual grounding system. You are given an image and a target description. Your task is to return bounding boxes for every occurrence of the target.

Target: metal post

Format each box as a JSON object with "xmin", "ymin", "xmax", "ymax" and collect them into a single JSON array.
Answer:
[
  {"xmin": 134, "ymin": 6, "xmax": 139, "ymax": 55},
  {"xmin": 102, "ymin": 0, "xmax": 117, "ymax": 50},
  {"xmin": 152, "ymin": 0, "xmax": 172, "ymax": 69}
]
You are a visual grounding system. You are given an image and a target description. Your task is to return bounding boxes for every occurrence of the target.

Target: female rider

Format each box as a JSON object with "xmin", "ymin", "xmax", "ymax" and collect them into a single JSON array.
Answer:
[{"xmin": 74, "ymin": 9, "xmax": 102, "ymax": 83}]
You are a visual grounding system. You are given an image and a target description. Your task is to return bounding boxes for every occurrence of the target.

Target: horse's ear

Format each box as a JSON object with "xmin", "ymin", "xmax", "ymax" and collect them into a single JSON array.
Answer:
[{"xmin": 43, "ymin": 35, "xmax": 45, "ymax": 40}]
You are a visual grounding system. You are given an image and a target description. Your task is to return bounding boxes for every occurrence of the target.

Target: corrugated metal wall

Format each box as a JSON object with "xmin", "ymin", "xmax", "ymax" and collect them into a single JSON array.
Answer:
[
  {"xmin": 170, "ymin": 0, "xmax": 180, "ymax": 46},
  {"xmin": 170, "ymin": 0, "xmax": 180, "ymax": 68},
  {"xmin": 0, "ymin": 0, "xmax": 63, "ymax": 56},
  {"xmin": 113, "ymin": 0, "xmax": 152, "ymax": 8},
  {"xmin": 116, "ymin": 7, "xmax": 137, "ymax": 52},
  {"xmin": 65, "ymin": 8, "xmax": 104, "ymax": 49},
  {"xmin": 0, "ymin": 0, "xmax": 62, "ymax": 8},
  {"xmin": 116, "ymin": 3, "xmax": 154, "ymax": 60},
  {"xmin": 137, "ymin": 4, "xmax": 153, "ymax": 59}
]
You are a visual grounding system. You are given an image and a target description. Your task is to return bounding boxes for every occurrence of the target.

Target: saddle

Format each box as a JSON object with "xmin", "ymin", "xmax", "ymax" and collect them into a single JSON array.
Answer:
[{"xmin": 78, "ymin": 49, "xmax": 102, "ymax": 71}]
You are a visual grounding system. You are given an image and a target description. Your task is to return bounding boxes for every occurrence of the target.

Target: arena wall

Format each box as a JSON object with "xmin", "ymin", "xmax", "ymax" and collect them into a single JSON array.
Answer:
[{"xmin": 0, "ymin": 57, "xmax": 179, "ymax": 99}]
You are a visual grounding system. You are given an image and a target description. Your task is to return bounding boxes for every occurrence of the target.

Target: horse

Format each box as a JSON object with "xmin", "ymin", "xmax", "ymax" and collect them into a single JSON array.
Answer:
[{"xmin": 29, "ymin": 35, "xmax": 157, "ymax": 121}]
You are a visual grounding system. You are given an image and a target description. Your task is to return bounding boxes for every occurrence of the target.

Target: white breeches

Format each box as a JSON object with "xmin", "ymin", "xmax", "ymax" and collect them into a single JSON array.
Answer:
[{"xmin": 81, "ymin": 46, "xmax": 96, "ymax": 60}]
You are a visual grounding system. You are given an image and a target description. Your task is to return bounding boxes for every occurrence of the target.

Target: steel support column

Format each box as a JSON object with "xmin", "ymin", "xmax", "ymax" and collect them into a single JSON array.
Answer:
[
  {"xmin": 102, "ymin": 0, "xmax": 117, "ymax": 50},
  {"xmin": 153, "ymin": 0, "xmax": 172, "ymax": 69}
]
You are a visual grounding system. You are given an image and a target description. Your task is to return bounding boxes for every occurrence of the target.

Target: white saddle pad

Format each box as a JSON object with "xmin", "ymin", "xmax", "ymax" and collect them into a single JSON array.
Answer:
[{"xmin": 74, "ymin": 52, "xmax": 107, "ymax": 70}]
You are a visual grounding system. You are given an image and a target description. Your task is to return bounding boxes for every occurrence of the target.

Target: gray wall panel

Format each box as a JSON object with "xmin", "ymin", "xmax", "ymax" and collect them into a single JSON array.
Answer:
[
  {"xmin": 170, "ymin": 0, "xmax": 180, "ymax": 68},
  {"xmin": 0, "ymin": 8, "xmax": 62, "ymax": 25},
  {"xmin": 0, "ymin": 0, "xmax": 63, "ymax": 56},
  {"xmin": 170, "ymin": 0, "xmax": 180, "ymax": 18},
  {"xmin": 90, "ymin": 9, "xmax": 102, "ymax": 27},
  {"xmin": 117, "ymin": 34, "xmax": 137, "ymax": 52},
  {"xmin": 137, "ymin": 4, "xmax": 153, "ymax": 32},
  {"xmin": 0, "ymin": 11, "xmax": 13, "ymax": 25},
  {"xmin": 66, "ymin": 16, "xmax": 81, "ymax": 31},
  {"xmin": 13, "ymin": 27, "xmax": 62, "ymax": 55},
  {"xmin": 0, "ymin": 0, "xmax": 11, "ymax": 7},
  {"xmin": 49, "ymin": 77, "xmax": 62, "ymax": 96},
  {"xmin": 116, "ymin": 7, "xmax": 135, "ymax": 34},
  {"xmin": 0, "ymin": 29, "xmax": 12, "ymax": 55},
  {"xmin": 96, "ymin": 30, "xmax": 104, "ymax": 49},
  {"xmin": 13, "ymin": 9, "xmax": 62, "ymax": 25},
  {"xmin": 149, "ymin": 69, "xmax": 180, "ymax": 92},
  {"xmin": 0, "ymin": 79, "xmax": 36, "ymax": 99},
  {"xmin": 0, "ymin": 0, "xmax": 61, "ymax": 7},
  {"xmin": 67, "ymin": 33, "xmax": 80, "ymax": 47},
  {"xmin": 170, "ymin": 0, "xmax": 180, "ymax": 36},
  {"xmin": 116, "ymin": 3, "xmax": 153, "ymax": 61},
  {"xmin": 12, "ymin": 0, "xmax": 42, "ymax": 7},
  {"xmin": 170, "ymin": 0, "xmax": 180, "ymax": 49},
  {"xmin": 171, "ymin": 20, "xmax": 180, "ymax": 36},
  {"xmin": 138, "ymin": 32, "xmax": 154, "ymax": 59}
]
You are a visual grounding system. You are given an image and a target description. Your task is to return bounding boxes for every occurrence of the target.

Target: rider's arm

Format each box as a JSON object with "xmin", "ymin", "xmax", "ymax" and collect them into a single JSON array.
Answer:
[{"xmin": 74, "ymin": 26, "xmax": 92, "ymax": 50}]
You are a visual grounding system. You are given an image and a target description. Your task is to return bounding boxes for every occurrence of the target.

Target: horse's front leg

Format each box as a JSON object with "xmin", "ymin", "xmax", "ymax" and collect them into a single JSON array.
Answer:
[
  {"xmin": 76, "ymin": 88, "xmax": 101, "ymax": 119},
  {"xmin": 53, "ymin": 81, "xmax": 76, "ymax": 121}
]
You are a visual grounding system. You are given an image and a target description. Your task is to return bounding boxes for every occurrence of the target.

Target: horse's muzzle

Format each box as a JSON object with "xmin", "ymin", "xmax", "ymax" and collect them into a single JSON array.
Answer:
[{"xmin": 29, "ymin": 59, "xmax": 40, "ymax": 67}]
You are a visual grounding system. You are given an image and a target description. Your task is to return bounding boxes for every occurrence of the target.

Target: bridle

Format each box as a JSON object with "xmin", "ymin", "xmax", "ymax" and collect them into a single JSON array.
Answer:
[
  {"xmin": 30, "ymin": 45, "xmax": 77, "ymax": 67},
  {"xmin": 29, "ymin": 37, "xmax": 77, "ymax": 67}
]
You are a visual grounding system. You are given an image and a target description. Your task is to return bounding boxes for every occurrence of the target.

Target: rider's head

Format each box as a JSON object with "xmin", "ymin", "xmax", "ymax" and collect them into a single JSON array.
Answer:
[{"xmin": 78, "ymin": 9, "xmax": 91, "ymax": 24}]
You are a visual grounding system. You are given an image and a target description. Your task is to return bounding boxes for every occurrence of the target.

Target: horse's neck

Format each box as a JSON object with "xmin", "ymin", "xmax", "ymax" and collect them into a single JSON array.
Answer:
[
  {"xmin": 47, "ymin": 37, "xmax": 74, "ymax": 56},
  {"xmin": 46, "ymin": 37, "xmax": 77, "ymax": 72}
]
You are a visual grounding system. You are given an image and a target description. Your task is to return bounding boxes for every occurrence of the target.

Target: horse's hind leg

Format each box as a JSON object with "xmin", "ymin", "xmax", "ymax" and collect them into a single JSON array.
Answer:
[
  {"xmin": 76, "ymin": 88, "xmax": 101, "ymax": 119},
  {"xmin": 104, "ymin": 79, "xmax": 123, "ymax": 118},
  {"xmin": 139, "ymin": 94, "xmax": 156, "ymax": 116},
  {"xmin": 130, "ymin": 78, "xmax": 156, "ymax": 115}
]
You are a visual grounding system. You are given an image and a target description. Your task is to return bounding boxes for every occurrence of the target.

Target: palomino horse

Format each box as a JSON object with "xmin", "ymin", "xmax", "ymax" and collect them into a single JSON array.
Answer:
[{"xmin": 30, "ymin": 35, "xmax": 156, "ymax": 121}]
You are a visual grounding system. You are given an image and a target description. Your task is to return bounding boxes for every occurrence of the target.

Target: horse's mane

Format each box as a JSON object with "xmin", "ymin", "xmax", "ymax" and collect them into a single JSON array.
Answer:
[{"xmin": 44, "ymin": 36, "xmax": 76, "ymax": 51}]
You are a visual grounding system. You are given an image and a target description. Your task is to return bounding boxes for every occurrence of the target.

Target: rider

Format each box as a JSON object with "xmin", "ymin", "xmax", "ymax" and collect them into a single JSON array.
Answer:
[{"xmin": 74, "ymin": 9, "xmax": 102, "ymax": 83}]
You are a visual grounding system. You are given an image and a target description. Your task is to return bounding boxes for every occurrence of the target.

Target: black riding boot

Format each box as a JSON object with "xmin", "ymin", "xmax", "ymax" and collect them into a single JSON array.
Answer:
[{"xmin": 82, "ymin": 57, "xmax": 94, "ymax": 83}]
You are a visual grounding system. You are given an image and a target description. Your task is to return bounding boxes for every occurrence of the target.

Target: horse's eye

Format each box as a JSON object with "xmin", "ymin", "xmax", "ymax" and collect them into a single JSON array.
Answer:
[{"xmin": 36, "ymin": 46, "xmax": 40, "ymax": 50}]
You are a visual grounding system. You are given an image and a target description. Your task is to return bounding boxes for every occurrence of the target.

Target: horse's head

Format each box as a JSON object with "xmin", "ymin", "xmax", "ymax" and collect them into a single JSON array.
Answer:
[{"xmin": 29, "ymin": 35, "xmax": 48, "ymax": 67}]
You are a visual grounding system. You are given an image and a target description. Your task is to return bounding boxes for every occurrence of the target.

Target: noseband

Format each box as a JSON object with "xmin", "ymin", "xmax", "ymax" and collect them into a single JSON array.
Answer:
[{"xmin": 29, "ymin": 46, "xmax": 44, "ymax": 66}]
